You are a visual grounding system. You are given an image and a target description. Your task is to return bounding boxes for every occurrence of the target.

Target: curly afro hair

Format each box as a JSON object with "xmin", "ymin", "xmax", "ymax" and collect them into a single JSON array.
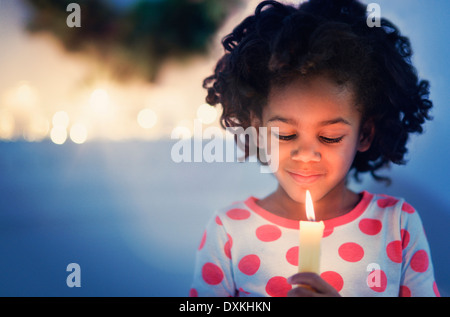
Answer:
[{"xmin": 203, "ymin": 0, "xmax": 432, "ymax": 182}]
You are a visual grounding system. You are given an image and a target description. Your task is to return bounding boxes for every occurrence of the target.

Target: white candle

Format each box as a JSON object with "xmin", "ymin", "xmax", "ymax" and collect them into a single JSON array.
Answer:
[{"xmin": 298, "ymin": 190, "xmax": 325, "ymax": 274}]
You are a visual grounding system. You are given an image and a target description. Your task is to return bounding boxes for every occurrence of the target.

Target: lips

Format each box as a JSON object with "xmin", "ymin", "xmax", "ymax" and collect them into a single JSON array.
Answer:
[{"xmin": 287, "ymin": 170, "xmax": 324, "ymax": 184}]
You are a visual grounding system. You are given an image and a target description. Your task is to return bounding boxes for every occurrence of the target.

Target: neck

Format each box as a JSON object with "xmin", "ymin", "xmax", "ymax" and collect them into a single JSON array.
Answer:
[{"xmin": 264, "ymin": 182, "xmax": 360, "ymax": 221}]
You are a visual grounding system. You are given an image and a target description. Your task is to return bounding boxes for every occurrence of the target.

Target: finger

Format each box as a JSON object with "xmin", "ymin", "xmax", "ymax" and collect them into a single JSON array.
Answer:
[
  {"xmin": 288, "ymin": 272, "xmax": 339, "ymax": 296},
  {"xmin": 287, "ymin": 272, "xmax": 320, "ymax": 287},
  {"xmin": 287, "ymin": 273, "xmax": 322, "ymax": 293},
  {"xmin": 287, "ymin": 284, "xmax": 319, "ymax": 297}
]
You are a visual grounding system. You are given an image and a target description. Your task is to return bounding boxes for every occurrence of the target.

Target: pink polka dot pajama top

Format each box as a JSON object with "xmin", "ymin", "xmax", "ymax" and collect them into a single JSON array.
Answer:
[{"xmin": 190, "ymin": 191, "xmax": 440, "ymax": 297}]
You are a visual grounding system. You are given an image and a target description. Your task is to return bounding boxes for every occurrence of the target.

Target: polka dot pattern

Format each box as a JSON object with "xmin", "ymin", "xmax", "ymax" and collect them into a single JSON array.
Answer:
[
  {"xmin": 202, "ymin": 263, "xmax": 224, "ymax": 285},
  {"xmin": 377, "ymin": 197, "xmax": 398, "ymax": 208},
  {"xmin": 238, "ymin": 255, "xmax": 261, "ymax": 276},
  {"xmin": 265, "ymin": 276, "xmax": 292, "ymax": 297},
  {"xmin": 193, "ymin": 194, "xmax": 437, "ymax": 297},
  {"xmin": 321, "ymin": 271, "xmax": 344, "ymax": 292},
  {"xmin": 401, "ymin": 229, "xmax": 410, "ymax": 249},
  {"xmin": 399, "ymin": 285, "xmax": 411, "ymax": 297},
  {"xmin": 189, "ymin": 288, "xmax": 198, "ymax": 297},
  {"xmin": 224, "ymin": 234, "xmax": 232, "ymax": 259},
  {"xmin": 256, "ymin": 224, "xmax": 281, "ymax": 242},
  {"xmin": 198, "ymin": 231, "xmax": 206, "ymax": 250},
  {"xmin": 367, "ymin": 269, "xmax": 387, "ymax": 292},
  {"xmin": 410, "ymin": 250, "xmax": 429, "ymax": 273},
  {"xmin": 402, "ymin": 202, "xmax": 415, "ymax": 213},
  {"xmin": 359, "ymin": 218, "xmax": 382, "ymax": 235},
  {"xmin": 338, "ymin": 242, "xmax": 364, "ymax": 262},
  {"xmin": 226, "ymin": 208, "xmax": 250, "ymax": 220},
  {"xmin": 386, "ymin": 240, "xmax": 402, "ymax": 263},
  {"xmin": 238, "ymin": 287, "xmax": 251, "ymax": 295},
  {"xmin": 433, "ymin": 282, "xmax": 440, "ymax": 297},
  {"xmin": 286, "ymin": 246, "xmax": 298, "ymax": 267}
]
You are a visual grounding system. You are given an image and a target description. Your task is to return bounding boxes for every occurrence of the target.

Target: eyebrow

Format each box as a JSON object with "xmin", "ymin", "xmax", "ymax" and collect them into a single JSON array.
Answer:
[
  {"xmin": 267, "ymin": 116, "xmax": 296, "ymax": 125},
  {"xmin": 319, "ymin": 117, "xmax": 351, "ymax": 126},
  {"xmin": 267, "ymin": 116, "xmax": 351, "ymax": 126}
]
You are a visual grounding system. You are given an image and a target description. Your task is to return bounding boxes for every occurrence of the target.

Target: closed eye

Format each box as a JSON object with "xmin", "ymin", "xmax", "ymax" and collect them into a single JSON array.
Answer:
[
  {"xmin": 320, "ymin": 136, "xmax": 344, "ymax": 144},
  {"xmin": 273, "ymin": 133, "xmax": 296, "ymax": 141}
]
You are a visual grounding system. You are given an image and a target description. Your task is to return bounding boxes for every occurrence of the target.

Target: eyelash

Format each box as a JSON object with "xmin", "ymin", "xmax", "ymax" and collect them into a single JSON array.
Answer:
[
  {"xmin": 274, "ymin": 134, "xmax": 344, "ymax": 144},
  {"xmin": 320, "ymin": 136, "xmax": 344, "ymax": 144},
  {"xmin": 276, "ymin": 134, "xmax": 296, "ymax": 141}
]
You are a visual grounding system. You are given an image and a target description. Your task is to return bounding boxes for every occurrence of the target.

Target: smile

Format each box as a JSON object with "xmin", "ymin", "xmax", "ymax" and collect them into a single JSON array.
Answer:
[{"xmin": 287, "ymin": 171, "xmax": 323, "ymax": 185}]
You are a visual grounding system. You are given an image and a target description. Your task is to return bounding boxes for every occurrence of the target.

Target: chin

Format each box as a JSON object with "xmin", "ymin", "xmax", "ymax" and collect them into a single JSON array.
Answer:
[{"xmin": 282, "ymin": 181, "xmax": 334, "ymax": 204}]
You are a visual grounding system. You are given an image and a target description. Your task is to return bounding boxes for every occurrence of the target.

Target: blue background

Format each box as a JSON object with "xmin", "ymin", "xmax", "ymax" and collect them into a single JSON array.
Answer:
[{"xmin": 0, "ymin": 0, "xmax": 449, "ymax": 297}]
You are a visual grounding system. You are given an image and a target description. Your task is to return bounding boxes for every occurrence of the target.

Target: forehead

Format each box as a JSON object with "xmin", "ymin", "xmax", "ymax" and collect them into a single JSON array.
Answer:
[{"xmin": 264, "ymin": 76, "xmax": 359, "ymax": 124}]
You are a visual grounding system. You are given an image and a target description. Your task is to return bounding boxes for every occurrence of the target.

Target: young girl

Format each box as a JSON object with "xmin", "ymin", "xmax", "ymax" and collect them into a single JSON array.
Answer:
[{"xmin": 190, "ymin": 0, "xmax": 439, "ymax": 297}]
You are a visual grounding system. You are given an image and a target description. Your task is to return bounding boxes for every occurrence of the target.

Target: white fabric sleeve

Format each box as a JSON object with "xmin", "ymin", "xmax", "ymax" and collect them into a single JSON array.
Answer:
[
  {"xmin": 400, "ymin": 207, "xmax": 440, "ymax": 297},
  {"xmin": 190, "ymin": 214, "xmax": 236, "ymax": 297}
]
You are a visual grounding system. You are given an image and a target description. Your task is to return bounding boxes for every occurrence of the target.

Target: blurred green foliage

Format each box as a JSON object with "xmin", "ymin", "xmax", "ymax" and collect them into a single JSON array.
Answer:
[{"xmin": 24, "ymin": 0, "xmax": 240, "ymax": 81}]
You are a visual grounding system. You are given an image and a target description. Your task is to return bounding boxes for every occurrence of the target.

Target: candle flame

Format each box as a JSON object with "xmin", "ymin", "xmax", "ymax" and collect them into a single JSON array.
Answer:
[{"xmin": 305, "ymin": 190, "xmax": 316, "ymax": 221}]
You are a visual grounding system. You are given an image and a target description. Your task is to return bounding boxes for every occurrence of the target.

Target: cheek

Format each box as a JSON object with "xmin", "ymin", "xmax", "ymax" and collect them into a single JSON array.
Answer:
[
  {"xmin": 324, "ymin": 145, "xmax": 358, "ymax": 174},
  {"xmin": 269, "ymin": 142, "xmax": 292, "ymax": 164}
]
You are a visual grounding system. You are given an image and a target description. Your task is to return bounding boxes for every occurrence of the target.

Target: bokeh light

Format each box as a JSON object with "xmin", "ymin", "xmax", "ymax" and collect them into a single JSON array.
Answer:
[
  {"xmin": 137, "ymin": 108, "xmax": 158, "ymax": 129},
  {"xmin": 52, "ymin": 111, "xmax": 70, "ymax": 128},
  {"xmin": 13, "ymin": 82, "xmax": 38, "ymax": 108},
  {"xmin": 171, "ymin": 123, "xmax": 192, "ymax": 140},
  {"xmin": 0, "ymin": 111, "xmax": 15, "ymax": 140},
  {"xmin": 26, "ymin": 116, "xmax": 49, "ymax": 141},
  {"xmin": 69, "ymin": 123, "xmax": 88, "ymax": 144},
  {"xmin": 50, "ymin": 125, "xmax": 67, "ymax": 145},
  {"xmin": 196, "ymin": 103, "xmax": 218, "ymax": 124},
  {"xmin": 89, "ymin": 88, "xmax": 110, "ymax": 114},
  {"xmin": 0, "ymin": 0, "xmax": 448, "ymax": 298}
]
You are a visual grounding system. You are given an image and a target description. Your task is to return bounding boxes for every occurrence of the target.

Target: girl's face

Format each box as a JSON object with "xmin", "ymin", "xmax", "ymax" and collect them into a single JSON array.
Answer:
[{"xmin": 261, "ymin": 75, "xmax": 371, "ymax": 204}]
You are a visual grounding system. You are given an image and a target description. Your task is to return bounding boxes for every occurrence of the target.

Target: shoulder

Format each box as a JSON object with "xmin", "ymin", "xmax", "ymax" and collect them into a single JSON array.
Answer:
[
  {"xmin": 364, "ymin": 191, "xmax": 416, "ymax": 213},
  {"xmin": 362, "ymin": 191, "xmax": 424, "ymax": 228},
  {"xmin": 207, "ymin": 198, "xmax": 257, "ymax": 234},
  {"xmin": 215, "ymin": 198, "xmax": 255, "ymax": 221},
  {"xmin": 213, "ymin": 196, "xmax": 293, "ymax": 235},
  {"xmin": 198, "ymin": 199, "xmax": 256, "ymax": 252}
]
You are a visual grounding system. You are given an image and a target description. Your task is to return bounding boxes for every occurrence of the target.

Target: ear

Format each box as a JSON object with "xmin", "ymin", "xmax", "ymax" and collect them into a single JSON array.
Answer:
[{"xmin": 357, "ymin": 120, "xmax": 375, "ymax": 152}]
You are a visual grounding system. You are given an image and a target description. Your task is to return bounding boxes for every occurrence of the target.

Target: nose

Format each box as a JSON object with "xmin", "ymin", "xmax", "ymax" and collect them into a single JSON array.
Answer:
[{"xmin": 290, "ymin": 139, "xmax": 321, "ymax": 163}]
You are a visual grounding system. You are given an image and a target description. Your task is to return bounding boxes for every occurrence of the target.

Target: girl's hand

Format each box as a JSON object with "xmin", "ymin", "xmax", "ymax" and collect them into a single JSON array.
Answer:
[{"xmin": 287, "ymin": 272, "xmax": 341, "ymax": 297}]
